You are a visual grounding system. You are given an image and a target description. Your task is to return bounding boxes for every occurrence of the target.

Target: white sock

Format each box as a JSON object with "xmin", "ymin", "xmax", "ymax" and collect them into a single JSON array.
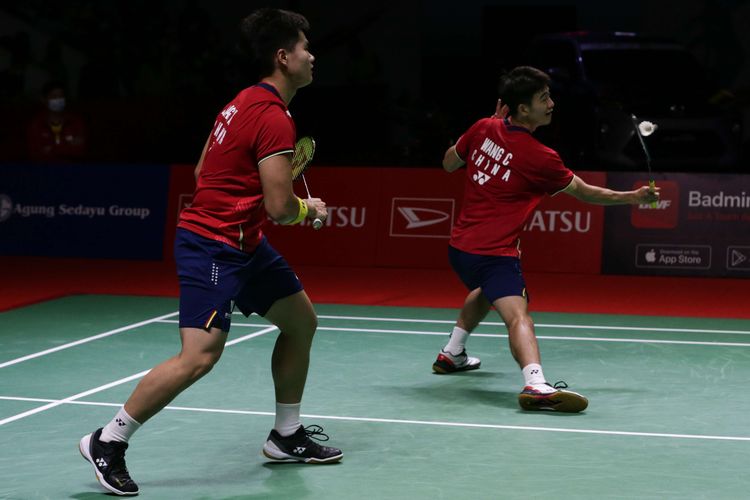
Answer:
[
  {"xmin": 99, "ymin": 408, "xmax": 142, "ymax": 443},
  {"xmin": 522, "ymin": 363, "xmax": 546, "ymax": 386},
  {"xmin": 274, "ymin": 402, "xmax": 301, "ymax": 437},
  {"xmin": 444, "ymin": 326, "xmax": 470, "ymax": 355}
]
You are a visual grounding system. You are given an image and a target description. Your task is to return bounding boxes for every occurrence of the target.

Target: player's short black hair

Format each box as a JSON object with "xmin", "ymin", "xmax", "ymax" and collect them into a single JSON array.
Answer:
[
  {"xmin": 498, "ymin": 66, "xmax": 550, "ymax": 117},
  {"xmin": 238, "ymin": 8, "xmax": 310, "ymax": 79}
]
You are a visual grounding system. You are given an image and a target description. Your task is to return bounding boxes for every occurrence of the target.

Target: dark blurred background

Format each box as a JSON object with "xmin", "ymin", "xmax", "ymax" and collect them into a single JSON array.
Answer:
[{"xmin": 1, "ymin": 0, "xmax": 749, "ymax": 170}]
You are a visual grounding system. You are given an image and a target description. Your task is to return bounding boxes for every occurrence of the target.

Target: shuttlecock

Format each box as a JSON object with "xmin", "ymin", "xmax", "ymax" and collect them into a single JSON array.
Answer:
[{"xmin": 638, "ymin": 120, "xmax": 658, "ymax": 137}]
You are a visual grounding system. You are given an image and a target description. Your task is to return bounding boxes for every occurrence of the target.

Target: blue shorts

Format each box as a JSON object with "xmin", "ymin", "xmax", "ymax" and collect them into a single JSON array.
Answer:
[
  {"xmin": 174, "ymin": 228, "xmax": 303, "ymax": 332},
  {"xmin": 448, "ymin": 245, "xmax": 529, "ymax": 303}
]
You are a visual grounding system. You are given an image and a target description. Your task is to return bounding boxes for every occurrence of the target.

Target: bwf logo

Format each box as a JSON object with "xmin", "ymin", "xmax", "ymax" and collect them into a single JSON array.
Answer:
[
  {"xmin": 390, "ymin": 198, "xmax": 454, "ymax": 238},
  {"xmin": 631, "ymin": 180, "xmax": 679, "ymax": 229}
]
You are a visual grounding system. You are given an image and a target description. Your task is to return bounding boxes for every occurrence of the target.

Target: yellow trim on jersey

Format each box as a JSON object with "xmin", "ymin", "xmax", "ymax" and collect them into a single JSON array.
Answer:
[
  {"xmin": 258, "ymin": 149, "xmax": 295, "ymax": 164},
  {"xmin": 552, "ymin": 176, "xmax": 575, "ymax": 196}
]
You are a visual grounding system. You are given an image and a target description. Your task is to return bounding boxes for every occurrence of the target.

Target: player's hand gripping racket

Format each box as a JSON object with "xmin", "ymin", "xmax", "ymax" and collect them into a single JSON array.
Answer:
[
  {"xmin": 291, "ymin": 136, "xmax": 323, "ymax": 230},
  {"xmin": 630, "ymin": 114, "xmax": 658, "ymax": 208}
]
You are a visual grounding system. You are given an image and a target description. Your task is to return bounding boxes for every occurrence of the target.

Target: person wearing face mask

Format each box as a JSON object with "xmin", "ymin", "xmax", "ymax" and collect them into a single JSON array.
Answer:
[{"xmin": 26, "ymin": 80, "xmax": 88, "ymax": 162}]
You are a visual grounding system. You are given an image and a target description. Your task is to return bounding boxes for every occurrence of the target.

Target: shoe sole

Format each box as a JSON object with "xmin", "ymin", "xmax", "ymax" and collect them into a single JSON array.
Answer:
[
  {"xmin": 518, "ymin": 389, "xmax": 589, "ymax": 413},
  {"xmin": 262, "ymin": 442, "xmax": 343, "ymax": 464},
  {"xmin": 78, "ymin": 433, "xmax": 139, "ymax": 496},
  {"xmin": 432, "ymin": 361, "xmax": 481, "ymax": 374}
]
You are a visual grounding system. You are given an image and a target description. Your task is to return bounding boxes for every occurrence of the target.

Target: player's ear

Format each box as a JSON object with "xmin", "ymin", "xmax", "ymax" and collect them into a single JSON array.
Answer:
[{"xmin": 275, "ymin": 48, "xmax": 288, "ymax": 69}]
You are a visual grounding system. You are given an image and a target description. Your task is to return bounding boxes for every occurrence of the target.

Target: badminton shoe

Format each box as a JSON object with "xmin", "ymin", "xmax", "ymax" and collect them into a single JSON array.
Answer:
[
  {"xmin": 262, "ymin": 425, "xmax": 343, "ymax": 464},
  {"xmin": 432, "ymin": 349, "xmax": 481, "ymax": 374},
  {"xmin": 518, "ymin": 381, "xmax": 588, "ymax": 413},
  {"xmin": 79, "ymin": 428, "xmax": 139, "ymax": 496}
]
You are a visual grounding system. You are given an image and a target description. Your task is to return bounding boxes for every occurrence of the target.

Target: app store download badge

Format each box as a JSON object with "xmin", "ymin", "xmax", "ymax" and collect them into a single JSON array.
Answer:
[{"xmin": 636, "ymin": 244, "xmax": 711, "ymax": 270}]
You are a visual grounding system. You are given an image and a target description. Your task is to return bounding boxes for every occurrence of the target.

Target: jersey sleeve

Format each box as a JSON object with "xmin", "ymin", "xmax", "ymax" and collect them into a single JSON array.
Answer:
[
  {"xmin": 454, "ymin": 118, "xmax": 489, "ymax": 161},
  {"xmin": 529, "ymin": 147, "xmax": 574, "ymax": 195},
  {"xmin": 254, "ymin": 105, "xmax": 295, "ymax": 163}
]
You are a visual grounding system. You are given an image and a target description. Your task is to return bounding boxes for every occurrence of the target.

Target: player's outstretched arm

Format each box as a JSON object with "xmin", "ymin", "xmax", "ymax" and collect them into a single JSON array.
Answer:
[
  {"xmin": 443, "ymin": 146, "xmax": 466, "ymax": 172},
  {"xmin": 259, "ymin": 153, "xmax": 327, "ymax": 225},
  {"xmin": 562, "ymin": 175, "xmax": 660, "ymax": 206}
]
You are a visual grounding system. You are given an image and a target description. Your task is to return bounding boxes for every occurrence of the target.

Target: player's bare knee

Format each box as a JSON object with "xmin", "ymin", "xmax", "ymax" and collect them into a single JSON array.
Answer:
[
  {"xmin": 286, "ymin": 315, "xmax": 317, "ymax": 339},
  {"xmin": 507, "ymin": 314, "xmax": 534, "ymax": 334},
  {"xmin": 180, "ymin": 350, "xmax": 221, "ymax": 379},
  {"xmin": 192, "ymin": 357, "xmax": 218, "ymax": 379}
]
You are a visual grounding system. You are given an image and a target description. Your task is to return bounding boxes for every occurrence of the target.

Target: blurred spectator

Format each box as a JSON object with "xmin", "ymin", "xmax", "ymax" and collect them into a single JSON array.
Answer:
[{"xmin": 26, "ymin": 80, "xmax": 88, "ymax": 162}]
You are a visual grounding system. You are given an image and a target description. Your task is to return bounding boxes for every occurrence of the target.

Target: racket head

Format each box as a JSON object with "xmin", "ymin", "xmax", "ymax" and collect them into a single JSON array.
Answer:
[{"xmin": 291, "ymin": 136, "xmax": 316, "ymax": 181}]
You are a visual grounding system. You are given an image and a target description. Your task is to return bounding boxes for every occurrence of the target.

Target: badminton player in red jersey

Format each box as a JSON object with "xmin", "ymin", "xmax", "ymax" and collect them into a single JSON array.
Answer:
[
  {"xmin": 79, "ymin": 9, "xmax": 341, "ymax": 496},
  {"xmin": 432, "ymin": 66, "xmax": 659, "ymax": 413}
]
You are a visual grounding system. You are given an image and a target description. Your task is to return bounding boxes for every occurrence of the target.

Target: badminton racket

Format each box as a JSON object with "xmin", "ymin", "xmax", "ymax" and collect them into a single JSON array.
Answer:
[
  {"xmin": 290, "ymin": 136, "xmax": 323, "ymax": 230},
  {"xmin": 630, "ymin": 114, "xmax": 658, "ymax": 208}
]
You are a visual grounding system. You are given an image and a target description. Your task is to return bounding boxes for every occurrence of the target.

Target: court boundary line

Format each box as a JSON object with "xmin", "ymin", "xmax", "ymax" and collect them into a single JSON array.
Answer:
[
  {"xmin": 0, "ymin": 326, "xmax": 277, "ymax": 426},
  {"xmin": 157, "ymin": 320, "xmax": 750, "ymax": 347},
  {"xmin": 232, "ymin": 312, "xmax": 750, "ymax": 336},
  {"xmin": 1, "ymin": 395, "xmax": 748, "ymax": 443},
  {"xmin": 0, "ymin": 311, "xmax": 181, "ymax": 370}
]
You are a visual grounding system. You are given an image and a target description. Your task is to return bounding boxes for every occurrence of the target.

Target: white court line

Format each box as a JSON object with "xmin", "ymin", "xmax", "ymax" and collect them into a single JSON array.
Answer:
[
  {"xmin": 157, "ymin": 320, "xmax": 750, "ymax": 347},
  {"xmin": 1, "ymin": 395, "xmax": 748, "ymax": 443},
  {"xmin": 0, "ymin": 326, "xmax": 277, "ymax": 426},
  {"xmin": 0, "ymin": 311, "xmax": 181, "ymax": 370},
  {"xmin": 233, "ymin": 311, "xmax": 750, "ymax": 336}
]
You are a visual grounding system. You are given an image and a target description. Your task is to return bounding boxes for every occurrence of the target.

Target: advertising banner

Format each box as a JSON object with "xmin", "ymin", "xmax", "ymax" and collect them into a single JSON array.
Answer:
[
  {"xmin": 263, "ymin": 167, "xmax": 381, "ymax": 266},
  {"xmin": 374, "ymin": 168, "xmax": 463, "ymax": 268},
  {"xmin": 520, "ymin": 171, "xmax": 606, "ymax": 274},
  {"xmin": 0, "ymin": 164, "xmax": 169, "ymax": 259},
  {"xmin": 602, "ymin": 172, "xmax": 750, "ymax": 277},
  {"xmin": 167, "ymin": 166, "xmax": 604, "ymax": 273}
]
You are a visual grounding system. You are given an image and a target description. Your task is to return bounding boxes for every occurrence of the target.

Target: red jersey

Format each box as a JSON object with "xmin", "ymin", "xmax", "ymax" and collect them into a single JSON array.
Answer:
[
  {"xmin": 450, "ymin": 117, "xmax": 574, "ymax": 257},
  {"xmin": 178, "ymin": 84, "xmax": 295, "ymax": 252}
]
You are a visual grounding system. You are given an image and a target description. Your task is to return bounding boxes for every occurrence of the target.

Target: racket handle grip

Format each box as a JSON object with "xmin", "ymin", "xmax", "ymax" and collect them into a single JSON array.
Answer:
[
  {"xmin": 313, "ymin": 218, "xmax": 323, "ymax": 230},
  {"xmin": 649, "ymin": 180, "xmax": 657, "ymax": 208}
]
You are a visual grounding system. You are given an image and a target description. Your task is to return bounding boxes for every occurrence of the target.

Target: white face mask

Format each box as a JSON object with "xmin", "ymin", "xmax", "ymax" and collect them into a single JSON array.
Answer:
[{"xmin": 48, "ymin": 97, "xmax": 66, "ymax": 112}]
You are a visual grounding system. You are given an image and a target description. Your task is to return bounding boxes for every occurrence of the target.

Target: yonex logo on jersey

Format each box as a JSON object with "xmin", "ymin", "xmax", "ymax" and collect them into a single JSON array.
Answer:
[
  {"xmin": 473, "ymin": 171, "xmax": 491, "ymax": 185},
  {"xmin": 390, "ymin": 198, "xmax": 454, "ymax": 238}
]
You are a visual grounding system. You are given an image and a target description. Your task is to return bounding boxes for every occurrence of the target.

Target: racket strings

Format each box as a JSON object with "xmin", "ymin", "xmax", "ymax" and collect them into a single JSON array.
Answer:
[{"xmin": 291, "ymin": 138, "xmax": 315, "ymax": 180}]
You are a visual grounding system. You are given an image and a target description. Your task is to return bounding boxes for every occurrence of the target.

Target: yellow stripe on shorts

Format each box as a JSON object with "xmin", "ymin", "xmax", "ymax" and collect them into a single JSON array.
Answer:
[{"xmin": 204, "ymin": 310, "xmax": 218, "ymax": 329}]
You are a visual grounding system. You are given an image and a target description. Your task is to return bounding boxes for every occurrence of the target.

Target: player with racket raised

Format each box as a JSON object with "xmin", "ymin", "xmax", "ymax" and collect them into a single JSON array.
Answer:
[
  {"xmin": 79, "ymin": 9, "xmax": 339, "ymax": 497},
  {"xmin": 432, "ymin": 66, "xmax": 659, "ymax": 413}
]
